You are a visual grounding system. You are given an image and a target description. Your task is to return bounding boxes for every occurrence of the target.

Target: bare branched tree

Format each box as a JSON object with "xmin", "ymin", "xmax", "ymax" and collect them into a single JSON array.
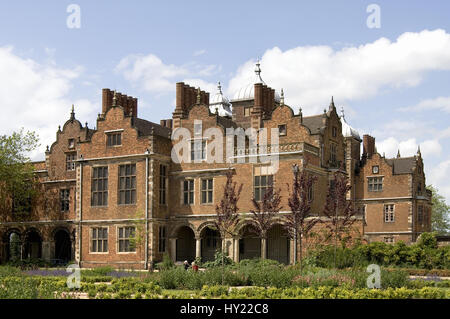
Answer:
[
  {"xmin": 322, "ymin": 166, "xmax": 358, "ymax": 268},
  {"xmin": 249, "ymin": 186, "xmax": 282, "ymax": 259},
  {"xmin": 214, "ymin": 169, "xmax": 243, "ymax": 283},
  {"xmin": 285, "ymin": 161, "xmax": 318, "ymax": 274}
]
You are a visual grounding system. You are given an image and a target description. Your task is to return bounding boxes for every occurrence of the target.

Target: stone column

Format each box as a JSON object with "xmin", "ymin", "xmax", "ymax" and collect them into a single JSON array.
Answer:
[
  {"xmin": 290, "ymin": 238, "xmax": 296, "ymax": 265},
  {"xmin": 42, "ymin": 241, "xmax": 51, "ymax": 261},
  {"xmin": 169, "ymin": 238, "xmax": 177, "ymax": 262},
  {"xmin": 195, "ymin": 237, "xmax": 201, "ymax": 260}
]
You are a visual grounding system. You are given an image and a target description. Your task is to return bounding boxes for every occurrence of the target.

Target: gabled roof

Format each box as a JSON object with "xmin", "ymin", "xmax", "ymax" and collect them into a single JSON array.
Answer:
[
  {"xmin": 133, "ymin": 118, "xmax": 171, "ymax": 138},
  {"xmin": 385, "ymin": 157, "xmax": 416, "ymax": 174},
  {"xmin": 302, "ymin": 115, "xmax": 324, "ymax": 134}
]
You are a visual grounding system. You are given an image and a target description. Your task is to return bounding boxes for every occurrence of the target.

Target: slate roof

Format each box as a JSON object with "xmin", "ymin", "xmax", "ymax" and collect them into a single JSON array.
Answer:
[
  {"xmin": 302, "ymin": 115, "xmax": 324, "ymax": 134},
  {"xmin": 385, "ymin": 157, "xmax": 417, "ymax": 174},
  {"xmin": 133, "ymin": 118, "xmax": 171, "ymax": 138}
]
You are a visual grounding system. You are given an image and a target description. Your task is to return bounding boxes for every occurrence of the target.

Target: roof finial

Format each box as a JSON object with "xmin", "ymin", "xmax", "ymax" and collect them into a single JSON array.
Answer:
[
  {"xmin": 417, "ymin": 145, "xmax": 421, "ymax": 156},
  {"xmin": 254, "ymin": 59, "xmax": 263, "ymax": 83},
  {"xmin": 196, "ymin": 87, "xmax": 201, "ymax": 104},
  {"xmin": 280, "ymin": 88, "xmax": 285, "ymax": 106},
  {"xmin": 70, "ymin": 104, "xmax": 75, "ymax": 121},
  {"xmin": 397, "ymin": 149, "xmax": 401, "ymax": 158},
  {"xmin": 112, "ymin": 90, "xmax": 118, "ymax": 107},
  {"xmin": 329, "ymin": 96, "xmax": 335, "ymax": 111},
  {"xmin": 340, "ymin": 106, "xmax": 345, "ymax": 119},
  {"xmin": 217, "ymin": 81, "xmax": 222, "ymax": 94}
]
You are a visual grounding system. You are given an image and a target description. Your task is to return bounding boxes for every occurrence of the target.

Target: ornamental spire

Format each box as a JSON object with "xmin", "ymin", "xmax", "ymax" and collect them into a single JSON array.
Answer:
[
  {"xmin": 329, "ymin": 96, "xmax": 335, "ymax": 111},
  {"xmin": 196, "ymin": 87, "xmax": 201, "ymax": 104},
  {"xmin": 280, "ymin": 88, "xmax": 285, "ymax": 106},
  {"xmin": 112, "ymin": 90, "xmax": 118, "ymax": 107},
  {"xmin": 70, "ymin": 104, "xmax": 75, "ymax": 121},
  {"xmin": 397, "ymin": 149, "xmax": 401, "ymax": 158}
]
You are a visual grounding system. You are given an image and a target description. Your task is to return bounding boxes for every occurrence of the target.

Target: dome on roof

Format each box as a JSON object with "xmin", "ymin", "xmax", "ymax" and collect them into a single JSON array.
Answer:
[
  {"xmin": 209, "ymin": 82, "xmax": 232, "ymax": 117},
  {"xmin": 231, "ymin": 61, "xmax": 280, "ymax": 102},
  {"xmin": 340, "ymin": 107, "xmax": 360, "ymax": 140}
]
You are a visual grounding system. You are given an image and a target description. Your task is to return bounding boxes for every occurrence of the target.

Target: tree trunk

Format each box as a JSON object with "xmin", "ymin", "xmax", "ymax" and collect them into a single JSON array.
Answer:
[{"xmin": 261, "ymin": 237, "xmax": 267, "ymax": 260}]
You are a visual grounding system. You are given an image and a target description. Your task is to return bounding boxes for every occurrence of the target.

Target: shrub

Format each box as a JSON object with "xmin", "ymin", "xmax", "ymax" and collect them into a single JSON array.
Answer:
[{"xmin": 202, "ymin": 250, "xmax": 234, "ymax": 268}]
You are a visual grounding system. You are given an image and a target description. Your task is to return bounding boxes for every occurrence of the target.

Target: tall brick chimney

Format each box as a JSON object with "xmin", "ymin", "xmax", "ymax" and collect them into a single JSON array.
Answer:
[
  {"xmin": 363, "ymin": 134, "xmax": 376, "ymax": 158},
  {"xmin": 102, "ymin": 88, "xmax": 137, "ymax": 117}
]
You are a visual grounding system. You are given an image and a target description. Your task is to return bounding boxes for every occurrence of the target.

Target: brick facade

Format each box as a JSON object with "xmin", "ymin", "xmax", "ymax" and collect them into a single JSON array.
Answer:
[{"xmin": 0, "ymin": 69, "xmax": 431, "ymax": 269}]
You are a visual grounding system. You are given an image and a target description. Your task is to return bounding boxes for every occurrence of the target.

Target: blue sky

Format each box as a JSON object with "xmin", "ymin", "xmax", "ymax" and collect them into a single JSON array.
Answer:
[{"xmin": 0, "ymin": 0, "xmax": 449, "ymax": 203}]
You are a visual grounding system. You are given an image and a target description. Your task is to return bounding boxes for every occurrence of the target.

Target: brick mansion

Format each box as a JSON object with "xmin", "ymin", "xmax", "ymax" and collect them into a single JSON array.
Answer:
[{"xmin": 0, "ymin": 62, "xmax": 432, "ymax": 269}]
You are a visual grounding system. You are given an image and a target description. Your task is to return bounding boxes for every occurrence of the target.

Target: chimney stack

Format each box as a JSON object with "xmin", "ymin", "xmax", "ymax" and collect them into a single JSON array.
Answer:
[{"xmin": 363, "ymin": 134, "xmax": 376, "ymax": 158}]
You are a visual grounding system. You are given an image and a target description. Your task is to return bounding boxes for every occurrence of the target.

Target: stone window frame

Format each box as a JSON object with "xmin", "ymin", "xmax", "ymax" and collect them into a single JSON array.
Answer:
[
  {"xmin": 159, "ymin": 164, "xmax": 168, "ymax": 206},
  {"xmin": 182, "ymin": 178, "xmax": 195, "ymax": 205},
  {"xmin": 66, "ymin": 152, "xmax": 77, "ymax": 171},
  {"xmin": 90, "ymin": 227, "xmax": 109, "ymax": 254},
  {"xmin": 106, "ymin": 129, "xmax": 123, "ymax": 147},
  {"xmin": 116, "ymin": 225, "xmax": 137, "ymax": 254},
  {"xmin": 418, "ymin": 205, "xmax": 424, "ymax": 224},
  {"xmin": 200, "ymin": 178, "xmax": 214, "ymax": 205},
  {"xmin": 190, "ymin": 138, "xmax": 207, "ymax": 162},
  {"xmin": 60, "ymin": 188, "xmax": 70, "ymax": 213},
  {"xmin": 383, "ymin": 204, "xmax": 395, "ymax": 223},
  {"xmin": 278, "ymin": 124, "xmax": 287, "ymax": 136},
  {"xmin": 68, "ymin": 138, "xmax": 75, "ymax": 149},
  {"xmin": 332, "ymin": 126, "xmax": 337, "ymax": 138},
  {"xmin": 368, "ymin": 176, "xmax": 383, "ymax": 192},
  {"xmin": 158, "ymin": 225, "xmax": 167, "ymax": 253},
  {"xmin": 244, "ymin": 107, "xmax": 253, "ymax": 117},
  {"xmin": 253, "ymin": 165, "xmax": 274, "ymax": 202},
  {"xmin": 118, "ymin": 163, "xmax": 137, "ymax": 206},
  {"xmin": 91, "ymin": 166, "xmax": 108, "ymax": 207}
]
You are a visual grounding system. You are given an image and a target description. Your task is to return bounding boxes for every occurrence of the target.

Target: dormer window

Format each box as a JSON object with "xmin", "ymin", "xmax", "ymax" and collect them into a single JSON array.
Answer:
[
  {"xmin": 68, "ymin": 138, "xmax": 75, "ymax": 149},
  {"xmin": 278, "ymin": 124, "xmax": 287, "ymax": 136},
  {"xmin": 107, "ymin": 132, "xmax": 122, "ymax": 147}
]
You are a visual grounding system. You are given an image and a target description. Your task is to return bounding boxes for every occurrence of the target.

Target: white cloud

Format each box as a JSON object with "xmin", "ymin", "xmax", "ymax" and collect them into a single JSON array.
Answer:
[
  {"xmin": 399, "ymin": 96, "xmax": 450, "ymax": 113},
  {"xmin": 0, "ymin": 46, "xmax": 96, "ymax": 161},
  {"xmin": 376, "ymin": 137, "xmax": 441, "ymax": 159},
  {"xmin": 193, "ymin": 49, "xmax": 206, "ymax": 57},
  {"xmin": 428, "ymin": 159, "xmax": 450, "ymax": 204},
  {"xmin": 228, "ymin": 29, "xmax": 450, "ymax": 115}
]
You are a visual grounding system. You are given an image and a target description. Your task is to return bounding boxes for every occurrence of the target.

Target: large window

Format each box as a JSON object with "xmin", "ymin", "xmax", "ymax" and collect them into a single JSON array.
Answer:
[
  {"xmin": 201, "ymin": 178, "xmax": 213, "ymax": 204},
  {"xmin": 91, "ymin": 166, "xmax": 108, "ymax": 206},
  {"xmin": 384, "ymin": 204, "xmax": 395, "ymax": 223},
  {"xmin": 91, "ymin": 227, "xmax": 108, "ymax": 253},
  {"xmin": 66, "ymin": 153, "xmax": 76, "ymax": 171},
  {"xmin": 330, "ymin": 143, "xmax": 337, "ymax": 166},
  {"xmin": 118, "ymin": 164, "xmax": 136, "ymax": 205},
  {"xmin": 60, "ymin": 189, "xmax": 70, "ymax": 213},
  {"xmin": 159, "ymin": 164, "xmax": 167, "ymax": 205},
  {"xmin": 158, "ymin": 226, "xmax": 167, "ymax": 253},
  {"xmin": 254, "ymin": 166, "xmax": 274, "ymax": 201},
  {"xmin": 118, "ymin": 226, "xmax": 136, "ymax": 252},
  {"xmin": 190, "ymin": 140, "xmax": 206, "ymax": 161},
  {"xmin": 368, "ymin": 177, "xmax": 383, "ymax": 192},
  {"xmin": 183, "ymin": 179, "xmax": 194, "ymax": 205},
  {"xmin": 418, "ymin": 205, "xmax": 423, "ymax": 223},
  {"xmin": 107, "ymin": 132, "xmax": 122, "ymax": 146}
]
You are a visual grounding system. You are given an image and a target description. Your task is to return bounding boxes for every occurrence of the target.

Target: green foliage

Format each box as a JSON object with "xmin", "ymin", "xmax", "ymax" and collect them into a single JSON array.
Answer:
[
  {"xmin": 202, "ymin": 250, "xmax": 234, "ymax": 268},
  {"xmin": 199, "ymin": 285, "xmax": 449, "ymax": 299},
  {"xmin": 311, "ymin": 234, "xmax": 450, "ymax": 269},
  {"xmin": 155, "ymin": 253, "xmax": 175, "ymax": 271},
  {"xmin": 81, "ymin": 266, "xmax": 114, "ymax": 277},
  {"xmin": 428, "ymin": 185, "xmax": 450, "ymax": 235}
]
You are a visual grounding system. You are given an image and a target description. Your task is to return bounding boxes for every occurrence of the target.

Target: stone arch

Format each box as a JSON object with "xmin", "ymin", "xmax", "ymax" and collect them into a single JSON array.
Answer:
[
  {"xmin": 4, "ymin": 229, "xmax": 22, "ymax": 261},
  {"xmin": 199, "ymin": 225, "xmax": 221, "ymax": 262},
  {"xmin": 23, "ymin": 228, "xmax": 42, "ymax": 259},
  {"xmin": 238, "ymin": 223, "xmax": 261, "ymax": 261},
  {"xmin": 267, "ymin": 224, "xmax": 290, "ymax": 264},
  {"xmin": 173, "ymin": 225, "xmax": 196, "ymax": 262},
  {"xmin": 170, "ymin": 223, "xmax": 197, "ymax": 238},
  {"xmin": 52, "ymin": 227, "xmax": 72, "ymax": 264}
]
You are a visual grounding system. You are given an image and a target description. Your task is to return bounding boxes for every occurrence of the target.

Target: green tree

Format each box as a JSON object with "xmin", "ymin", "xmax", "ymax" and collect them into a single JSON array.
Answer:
[
  {"xmin": 0, "ymin": 129, "xmax": 39, "ymax": 217},
  {"xmin": 427, "ymin": 185, "xmax": 450, "ymax": 235}
]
